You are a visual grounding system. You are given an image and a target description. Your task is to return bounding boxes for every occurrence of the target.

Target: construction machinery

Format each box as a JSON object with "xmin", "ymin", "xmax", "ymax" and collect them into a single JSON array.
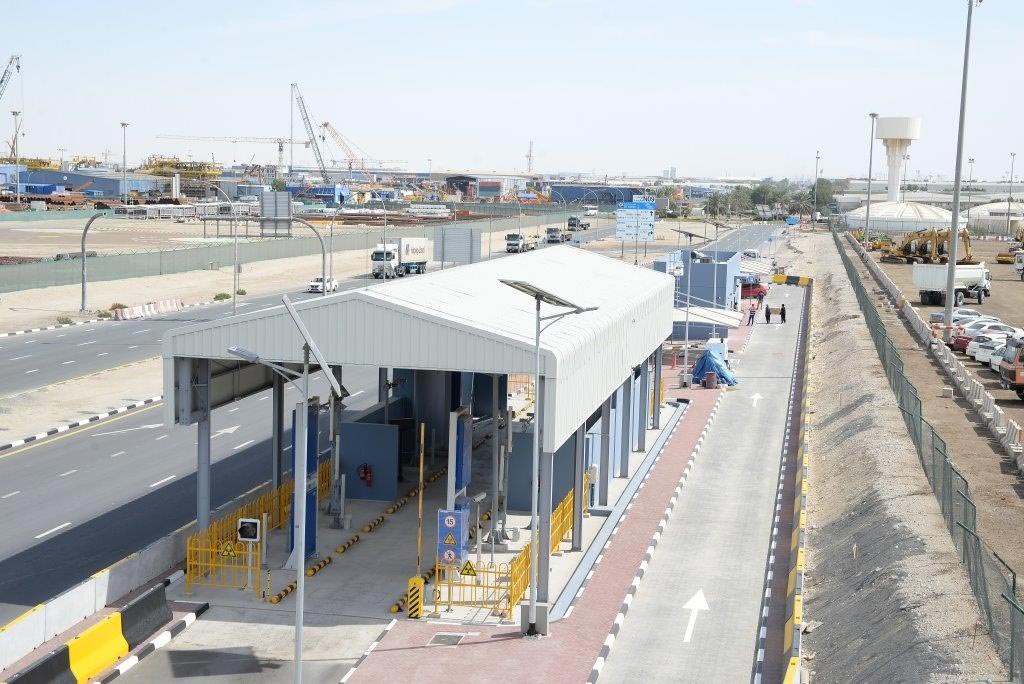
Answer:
[
  {"xmin": 0, "ymin": 55, "xmax": 20, "ymax": 107},
  {"xmin": 881, "ymin": 228, "xmax": 939, "ymax": 263},
  {"xmin": 291, "ymin": 83, "xmax": 330, "ymax": 186},
  {"xmin": 156, "ymin": 135, "xmax": 308, "ymax": 180},
  {"xmin": 319, "ymin": 121, "xmax": 403, "ymax": 183},
  {"xmin": 934, "ymin": 226, "xmax": 976, "ymax": 264}
]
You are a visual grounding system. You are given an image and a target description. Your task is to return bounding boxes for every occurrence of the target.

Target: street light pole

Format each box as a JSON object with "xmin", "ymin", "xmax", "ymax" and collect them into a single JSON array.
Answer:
[
  {"xmin": 11, "ymin": 111, "xmax": 20, "ymax": 205},
  {"xmin": 120, "ymin": 122, "xmax": 129, "ymax": 206},
  {"xmin": 1007, "ymin": 152, "xmax": 1016, "ymax": 236},
  {"xmin": 864, "ymin": 113, "xmax": 878, "ymax": 247},
  {"xmin": 901, "ymin": 154, "xmax": 910, "ymax": 202},
  {"xmin": 966, "ymin": 157, "xmax": 975, "ymax": 225},
  {"xmin": 942, "ymin": 0, "xmax": 979, "ymax": 341},
  {"xmin": 813, "ymin": 151, "xmax": 820, "ymax": 223}
]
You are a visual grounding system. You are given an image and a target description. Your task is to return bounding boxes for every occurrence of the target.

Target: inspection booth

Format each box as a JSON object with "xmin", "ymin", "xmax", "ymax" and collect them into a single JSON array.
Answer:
[
  {"xmin": 656, "ymin": 248, "xmax": 742, "ymax": 312},
  {"xmin": 162, "ymin": 245, "xmax": 673, "ymax": 629}
]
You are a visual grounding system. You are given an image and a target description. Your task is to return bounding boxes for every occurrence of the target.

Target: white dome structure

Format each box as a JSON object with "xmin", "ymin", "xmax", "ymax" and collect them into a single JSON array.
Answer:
[
  {"xmin": 845, "ymin": 200, "xmax": 952, "ymax": 233},
  {"xmin": 961, "ymin": 200, "xmax": 1024, "ymax": 235}
]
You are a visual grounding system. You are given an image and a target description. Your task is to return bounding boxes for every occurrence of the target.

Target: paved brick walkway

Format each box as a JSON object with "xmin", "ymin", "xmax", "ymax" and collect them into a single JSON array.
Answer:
[{"xmin": 349, "ymin": 328, "xmax": 754, "ymax": 683}]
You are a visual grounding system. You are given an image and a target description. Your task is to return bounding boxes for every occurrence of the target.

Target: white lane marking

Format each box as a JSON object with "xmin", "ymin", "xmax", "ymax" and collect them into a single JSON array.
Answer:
[
  {"xmin": 59, "ymin": 469, "xmax": 77, "ymax": 477},
  {"xmin": 25, "ymin": 369, "xmax": 38, "ymax": 374},
  {"xmin": 76, "ymin": 340, "xmax": 96, "ymax": 347},
  {"xmin": 128, "ymin": 345, "xmax": 138, "ymax": 349},
  {"xmin": 84, "ymin": 328, "xmax": 95, "ymax": 331},
  {"xmin": 56, "ymin": 334, "xmax": 66, "ymax": 338},
  {"xmin": 212, "ymin": 426, "xmax": 240, "ymax": 438},
  {"xmin": 131, "ymin": 329, "xmax": 151, "ymax": 335},
  {"xmin": 23, "ymin": 340, "xmax": 35, "ymax": 344},
  {"xmin": 1, "ymin": 490, "xmax": 20, "ymax": 499},
  {"xmin": 97, "ymin": 352, "xmax": 109, "ymax": 356},
  {"xmin": 348, "ymin": 390, "xmax": 364, "ymax": 398},
  {"xmin": 234, "ymin": 440, "xmax": 254, "ymax": 450},
  {"xmin": 229, "ymin": 407, "xmax": 240, "ymax": 413},
  {"xmin": 35, "ymin": 522, "xmax": 71, "ymax": 539},
  {"xmin": 62, "ymin": 360, "xmax": 75, "ymax": 365},
  {"xmin": 9, "ymin": 355, "xmax": 31, "ymax": 360},
  {"xmin": 258, "ymin": 396, "xmax": 268, "ymax": 401},
  {"xmin": 93, "ymin": 423, "xmax": 162, "ymax": 437},
  {"xmin": 110, "ymin": 451, "xmax": 126, "ymax": 458},
  {"xmin": 284, "ymin": 444, "xmax": 293, "ymax": 451},
  {"xmin": 149, "ymin": 475, "xmax": 176, "ymax": 488},
  {"xmin": 155, "ymin": 435, "xmax": 169, "ymax": 441}
]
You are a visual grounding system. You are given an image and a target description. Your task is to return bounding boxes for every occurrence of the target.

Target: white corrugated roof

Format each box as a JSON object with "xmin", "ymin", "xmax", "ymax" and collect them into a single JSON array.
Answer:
[
  {"xmin": 672, "ymin": 306, "xmax": 744, "ymax": 327},
  {"xmin": 163, "ymin": 246, "xmax": 674, "ymax": 452},
  {"xmin": 740, "ymin": 258, "xmax": 773, "ymax": 275}
]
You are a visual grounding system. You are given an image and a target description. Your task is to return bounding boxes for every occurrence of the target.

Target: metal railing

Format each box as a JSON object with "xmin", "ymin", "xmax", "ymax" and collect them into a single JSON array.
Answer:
[{"xmin": 831, "ymin": 223, "xmax": 1024, "ymax": 677}]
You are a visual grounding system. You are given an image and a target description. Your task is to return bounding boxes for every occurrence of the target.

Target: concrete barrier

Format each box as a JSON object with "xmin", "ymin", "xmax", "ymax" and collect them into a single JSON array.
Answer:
[
  {"xmin": 0, "ymin": 606, "xmax": 45, "ymax": 673},
  {"xmin": 5, "ymin": 643, "xmax": 75, "ymax": 684},
  {"xmin": 119, "ymin": 583, "xmax": 172, "ymax": 650},
  {"xmin": 43, "ymin": 582, "xmax": 94, "ymax": 643},
  {"xmin": 110, "ymin": 299, "xmax": 183, "ymax": 322}
]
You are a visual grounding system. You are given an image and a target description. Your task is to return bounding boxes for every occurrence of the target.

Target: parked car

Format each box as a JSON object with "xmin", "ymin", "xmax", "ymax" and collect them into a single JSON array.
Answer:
[
  {"xmin": 928, "ymin": 307, "xmax": 983, "ymax": 325},
  {"xmin": 741, "ymin": 282, "xmax": 770, "ymax": 299},
  {"xmin": 307, "ymin": 276, "xmax": 339, "ymax": 293},
  {"xmin": 989, "ymin": 342, "xmax": 1008, "ymax": 369},
  {"xmin": 973, "ymin": 335, "xmax": 1008, "ymax": 362},
  {"xmin": 951, "ymin": 318, "xmax": 1005, "ymax": 351}
]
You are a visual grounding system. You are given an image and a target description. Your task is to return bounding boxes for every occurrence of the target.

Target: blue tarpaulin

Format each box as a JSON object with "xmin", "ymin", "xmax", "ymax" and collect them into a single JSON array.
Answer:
[{"xmin": 692, "ymin": 349, "xmax": 738, "ymax": 386}]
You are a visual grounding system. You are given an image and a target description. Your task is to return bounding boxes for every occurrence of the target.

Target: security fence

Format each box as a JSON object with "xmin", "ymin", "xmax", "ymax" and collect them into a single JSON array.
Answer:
[{"xmin": 831, "ymin": 224, "xmax": 1024, "ymax": 678}]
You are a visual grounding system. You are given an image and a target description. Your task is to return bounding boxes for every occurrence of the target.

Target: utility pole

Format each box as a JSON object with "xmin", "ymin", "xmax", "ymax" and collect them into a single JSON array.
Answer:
[
  {"xmin": 1007, "ymin": 152, "xmax": 1016, "ymax": 236},
  {"xmin": 11, "ymin": 110, "xmax": 20, "ymax": 205},
  {"xmin": 812, "ymin": 151, "xmax": 820, "ymax": 222},
  {"xmin": 864, "ymin": 113, "xmax": 878, "ymax": 247},
  {"xmin": 120, "ymin": 122, "xmax": 129, "ymax": 205}
]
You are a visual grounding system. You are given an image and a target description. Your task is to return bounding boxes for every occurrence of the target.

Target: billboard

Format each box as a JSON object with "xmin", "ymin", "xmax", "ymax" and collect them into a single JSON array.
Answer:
[{"xmin": 616, "ymin": 196, "xmax": 656, "ymax": 241}]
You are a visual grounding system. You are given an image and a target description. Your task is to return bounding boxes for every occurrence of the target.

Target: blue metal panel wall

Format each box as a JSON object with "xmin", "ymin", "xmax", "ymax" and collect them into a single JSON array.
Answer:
[
  {"xmin": 507, "ymin": 430, "xmax": 575, "ymax": 512},
  {"xmin": 339, "ymin": 423, "xmax": 400, "ymax": 501}
]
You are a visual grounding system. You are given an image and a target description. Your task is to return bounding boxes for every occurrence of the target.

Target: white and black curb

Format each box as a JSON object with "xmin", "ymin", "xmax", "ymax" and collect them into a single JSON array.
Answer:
[
  {"xmin": 339, "ymin": 619, "xmax": 397, "ymax": 683},
  {"xmin": 0, "ymin": 318, "xmax": 102, "ymax": 338},
  {"xmin": 97, "ymin": 600, "xmax": 208, "ymax": 684},
  {"xmin": 588, "ymin": 391, "xmax": 725, "ymax": 683},
  {"xmin": 0, "ymin": 396, "xmax": 162, "ymax": 453}
]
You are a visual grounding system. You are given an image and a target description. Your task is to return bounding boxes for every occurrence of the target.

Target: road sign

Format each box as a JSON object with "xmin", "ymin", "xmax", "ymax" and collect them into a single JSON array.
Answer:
[
  {"xmin": 219, "ymin": 541, "xmax": 236, "ymax": 558},
  {"xmin": 443, "ymin": 533, "xmax": 457, "ymax": 545},
  {"xmin": 615, "ymin": 200, "xmax": 655, "ymax": 242},
  {"xmin": 459, "ymin": 560, "xmax": 477, "ymax": 577},
  {"xmin": 442, "ymin": 548, "xmax": 458, "ymax": 563},
  {"xmin": 437, "ymin": 508, "xmax": 468, "ymax": 563}
]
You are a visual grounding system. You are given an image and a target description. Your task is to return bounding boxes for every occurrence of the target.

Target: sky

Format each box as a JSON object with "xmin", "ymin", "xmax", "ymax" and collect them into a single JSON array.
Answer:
[{"xmin": 4, "ymin": 0, "xmax": 1024, "ymax": 182}]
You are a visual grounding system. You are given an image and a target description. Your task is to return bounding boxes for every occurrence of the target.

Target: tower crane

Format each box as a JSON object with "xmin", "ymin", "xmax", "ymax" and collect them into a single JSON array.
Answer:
[
  {"xmin": 0, "ymin": 55, "xmax": 21, "ymax": 106},
  {"xmin": 290, "ymin": 83, "xmax": 330, "ymax": 185},
  {"xmin": 155, "ymin": 134, "xmax": 308, "ymax": 179}
]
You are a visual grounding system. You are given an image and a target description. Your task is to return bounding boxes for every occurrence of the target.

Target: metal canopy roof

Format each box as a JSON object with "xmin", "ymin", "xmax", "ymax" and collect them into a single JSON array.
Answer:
[{"xmin": 163, "ymin": 246, "xmax": 673, "ymax": 451}]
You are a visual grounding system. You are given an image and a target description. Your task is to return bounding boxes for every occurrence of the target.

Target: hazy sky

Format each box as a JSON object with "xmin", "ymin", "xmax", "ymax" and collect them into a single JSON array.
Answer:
[{"xmin": 4, "ymin": 0, "xmax": 1023, "ymax": 181}]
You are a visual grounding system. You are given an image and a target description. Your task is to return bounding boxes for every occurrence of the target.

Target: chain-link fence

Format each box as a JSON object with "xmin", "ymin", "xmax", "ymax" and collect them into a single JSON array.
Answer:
[{"xmin": 831, "ymin": 223, "xmax": 1024, "ymax": 678}]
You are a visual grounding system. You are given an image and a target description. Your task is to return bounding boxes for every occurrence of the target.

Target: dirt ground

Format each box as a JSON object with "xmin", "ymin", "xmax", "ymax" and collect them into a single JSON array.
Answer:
[{"xmin": 798, "ymin": 230, "xmax": 1003, "ymax": 681}]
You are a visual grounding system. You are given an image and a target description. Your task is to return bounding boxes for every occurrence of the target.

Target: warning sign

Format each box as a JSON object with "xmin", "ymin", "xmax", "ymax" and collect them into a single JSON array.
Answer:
[
  {"xmin": 219, "ymin": 541, "xmax": 236, "ymax": 558},
  {"xmin": 443, "ymin": 533, "xmax": 456, "ymax": 545},
  {"xmin": 443, "ymin": 549, "xmax": 457, "ymax": 563},
  {"xmin": 459, "ymin": 560, "xmax": 477, "ymax": 577}
]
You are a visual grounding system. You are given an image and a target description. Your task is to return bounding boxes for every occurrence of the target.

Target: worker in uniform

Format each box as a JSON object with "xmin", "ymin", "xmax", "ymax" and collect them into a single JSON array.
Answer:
[
  {"xmin": 747, "ymin": 304, "xmax": 756, "ymax": 326},
  {"xmin": 765, "ymin": 305, "xmax": 772, "ymax": 324},
  {"xmin": 780, "ymin": 303, "xmax": 787, "ymax": 324}
]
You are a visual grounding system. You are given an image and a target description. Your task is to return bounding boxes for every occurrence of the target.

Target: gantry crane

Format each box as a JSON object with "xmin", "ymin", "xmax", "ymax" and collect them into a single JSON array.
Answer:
[
  {"xmin": 291, "ymin": 83, "xmax": 331, "ymax": 185},
  {"xmin": 0, "ymin": 55, "xmax": 21, "ymax": 106},
  {"xmin": 155, "ymin": 134, "xmax": 308, "ymax": 179}
]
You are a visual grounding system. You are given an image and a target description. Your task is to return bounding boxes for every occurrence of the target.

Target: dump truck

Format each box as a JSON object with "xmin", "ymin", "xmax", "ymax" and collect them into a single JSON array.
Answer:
[
  {"xmin": 371, "ymin": 237, "xmax": 428, "ymax": 278},
  {"xmin": 505, "ymin": 232, "xmax": 538, "ymax": 253},
  {"xmin": 912, "ymin": 261, "xmax": 992, "ymax": 306}
]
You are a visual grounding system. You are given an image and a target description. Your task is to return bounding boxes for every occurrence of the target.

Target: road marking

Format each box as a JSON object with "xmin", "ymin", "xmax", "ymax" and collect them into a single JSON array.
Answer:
[
  {"xmin": 131, "ymin": 329, "xmax": 151, "ymax": 335},
  {"xmin": 258, "ymin": 396, "xmax": 268, "ymax": 401},
  {"xmin": 229, "ymin": 407, "xmax": 240, "ymax": 412},
  {"xmin": 110, "ymin": 451, "xmax": 125, "ymax": 458},
  {"xmin": 97, "ymin": 352, "xmax": 109, "ymax": 356},
  {"xmin": 35, "ymin": 522, "xmax": 71, "ymax": 539},
  {"xmin": 93, "ymin": 423, "xmax": 162, "ymax": 437},
  {"xmin": 9, "ymin": 355, "xmax": 30, "ymax": 360},
  {"xmin": 155, "ymin": 434, "xmax": 169, "ymax": 441},
  {"xmin": 750, "ymin": 392, "xmax": 763, "ymax": 407},
  {"xmin": 234, "ymin": 440, "xmax": 254, "ymax": 450},
  {"xmin": 212, "ymin": 425, "xmax": 240, "ymax": 438},
  {"xmin": 349, "ymin": 390, "xmax": 364, "ymax": 398},
  {"xmin": 25, "ymin": 369, "xmax": 38, "ymax": 374},
  {"xmin": 149, "ymin": 475, "xmax": 175, "ymax": 488},
  {"xmin": 56, "ymin": 334, "xmax": 66, "ymax": 338},
  {"xmin": 59, "ymin": 469, "xmax": 77, "ymax": 477},
  {"xmin": 284, "ymin": 444, "xmax": 293, "ymax": 451},
  {"xmin": 1, "ymin": 491, "xmax": 20, "ymax": 499},
  {"xmin": 76, "ymin": 340, "xmax": 96, "ymax": 346},
  {"xmin": 23, "ymin": 340, "xmax": 35, "ymax": 344},
  {"xmin": 62, "ymin": 360, "xmax": 75, "ymax": 365},
  {"xmin": 128, "ymin": 345, "xmax": 138, "ymax": 349},
  {"xmin": 0, "ymin": 403, "xmax": 161, "ymax": 461}
]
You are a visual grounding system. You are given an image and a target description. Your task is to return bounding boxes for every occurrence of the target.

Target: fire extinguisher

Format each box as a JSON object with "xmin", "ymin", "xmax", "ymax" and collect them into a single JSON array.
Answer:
[{"xmin": 357, "ymin": 463, "xmax": 373, "ymax": 487}]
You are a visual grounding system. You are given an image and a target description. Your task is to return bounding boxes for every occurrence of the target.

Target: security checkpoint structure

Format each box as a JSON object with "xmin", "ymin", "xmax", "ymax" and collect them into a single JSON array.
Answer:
[{"xmin": 161, "ymin": 245, "xmax": 673, "ymax": 631}]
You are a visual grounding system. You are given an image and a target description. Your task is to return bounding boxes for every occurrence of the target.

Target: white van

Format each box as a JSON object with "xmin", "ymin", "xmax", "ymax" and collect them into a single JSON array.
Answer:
[{"xmin": 742, "ymin": 249, "xmax": 761, "ymax": 259}]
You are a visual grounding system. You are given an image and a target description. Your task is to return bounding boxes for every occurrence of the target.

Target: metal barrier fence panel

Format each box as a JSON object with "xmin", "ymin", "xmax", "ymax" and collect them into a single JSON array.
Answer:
[
  {"xmin": 432, "ymin": 561, "xmax": 512, "ymax": 618},
  {"xmin": 185, "ymin": 538, "xmax": 261, "ymax": 596}
]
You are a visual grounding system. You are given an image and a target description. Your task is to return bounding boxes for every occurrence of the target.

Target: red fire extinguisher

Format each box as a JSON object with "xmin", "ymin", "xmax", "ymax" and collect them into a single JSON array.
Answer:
[{"xmin": 357, "ymin": 463, "xmax": 373, "ymax": 487}]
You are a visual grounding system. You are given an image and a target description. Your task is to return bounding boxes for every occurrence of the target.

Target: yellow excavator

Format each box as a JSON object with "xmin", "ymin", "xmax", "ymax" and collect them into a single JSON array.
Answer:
[
  {"xmin": 996, "ymin": 226, "xmax": 1024, "ymax": 263},
  {"xmin": 934, "ymin": 226, "xmax": 976, "ymax": 264},
  {"xmin": 881, "ymin": 228, "xmax": 939, "ymax": 264}
]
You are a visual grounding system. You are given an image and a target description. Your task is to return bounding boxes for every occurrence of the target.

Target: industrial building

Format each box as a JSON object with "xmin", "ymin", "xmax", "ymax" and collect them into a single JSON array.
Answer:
[
  {"xmin": 7, "ymin": 168, "xmax": 165, "ymax": 197},
  {"xmin": 655, "ymin": 248, "xmax": 742, "ymax": 338}
]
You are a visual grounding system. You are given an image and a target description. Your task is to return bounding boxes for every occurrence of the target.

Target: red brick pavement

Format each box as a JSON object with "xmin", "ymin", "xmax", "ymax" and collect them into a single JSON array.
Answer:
[{"xmin": 350, "ymin": 326, "xmax": 755, "ymax": 683}]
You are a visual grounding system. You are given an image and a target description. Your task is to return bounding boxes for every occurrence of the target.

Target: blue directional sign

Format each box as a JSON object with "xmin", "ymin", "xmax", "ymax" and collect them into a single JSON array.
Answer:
[{"xmin": 437, "ymin": 508, "xmax": 468, "ymax": 565}]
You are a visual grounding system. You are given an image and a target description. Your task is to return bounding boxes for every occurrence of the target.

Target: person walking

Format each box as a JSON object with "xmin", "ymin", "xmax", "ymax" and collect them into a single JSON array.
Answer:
[
  {"xmin": 747, "ymin": 304, "xmax": 756, "ymax": 326},
  {"xmin": 765, "ymin": 305, "xmax": 772, "ymax": 324},
  {"xmin": 780, "ymin": 303, "xmax": 787, "ymax": 324}
]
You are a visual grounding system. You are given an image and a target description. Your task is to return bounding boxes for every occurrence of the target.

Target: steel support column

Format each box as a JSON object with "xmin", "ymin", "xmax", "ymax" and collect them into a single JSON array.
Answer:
[
  {"xmin": 196, "ymin": 358, "xmax": 211, "ymax": 530},
  {"xmin": 537, "ymin": 448, "xmax": 554, "ymax": 603},
  {"xmin": 638, "ymin": 360, "xmax": 650, "ymax": 452},
  {"xmin": 652, "ymin": 347, "xmax": 663, "ymax": 430},
  {"xmin": 272, "ymin": 372, "xmax": 285, "ymax": 492},
  {"xmin": 491, "ymin": 373, "xmax": 500, "ymax": 539},
  {"xmin": 331, "ymin": 366, "xmax": 343, "ymax": 483},
  {"xmin": 378, "ymin": 367, "xmax": 388, "ymax": 403},
  {"xmin": 617, "ymin": 377, "xmax": 632, "ymax": 477},
  {"xmin": 571, "ymin": 425, "xmax": 585, "ymax": 551},
  {"xmin": 599, "ymin": 396, "xmax": 612, "ymax": 505}
]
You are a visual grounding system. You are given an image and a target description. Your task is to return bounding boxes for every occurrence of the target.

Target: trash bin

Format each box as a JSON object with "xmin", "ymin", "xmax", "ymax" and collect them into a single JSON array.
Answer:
[{"xmin": 704, "ymin": 371, "xmax": 718, "ymax": 389}]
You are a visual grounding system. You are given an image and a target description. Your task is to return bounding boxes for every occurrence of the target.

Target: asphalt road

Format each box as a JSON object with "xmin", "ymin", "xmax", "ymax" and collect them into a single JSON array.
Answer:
[
  {"xmin": 599, "ymin": 283, "xmax": 802, "ymax": 682},
  {"xmin": 0, "ymin": 366, "xmax": 378, "ymax": 623}
]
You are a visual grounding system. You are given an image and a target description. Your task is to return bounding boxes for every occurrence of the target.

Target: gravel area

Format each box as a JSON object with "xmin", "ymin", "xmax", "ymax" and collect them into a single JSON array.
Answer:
[{"xmin": 799, "ymin": 231, "xmax": 1002, "ymax": 682}]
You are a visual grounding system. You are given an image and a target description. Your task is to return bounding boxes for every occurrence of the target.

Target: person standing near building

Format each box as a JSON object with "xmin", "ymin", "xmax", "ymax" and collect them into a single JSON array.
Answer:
[
  {"xmin": 747, "ymin": 304, "xmax": 756, "ymax": 326},
  {"xmin": 780, "ymin": 303, "xmax": 787, "ymax": 324},
  {"xmin": 765, "ymin": 305, "xmax": 772, "ymax": 324}
]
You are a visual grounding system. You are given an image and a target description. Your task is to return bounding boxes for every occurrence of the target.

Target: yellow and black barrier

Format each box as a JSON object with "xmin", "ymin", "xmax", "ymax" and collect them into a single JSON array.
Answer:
[
  {"xmin": 335, "ymin": 533, "xmax": 361, "ymax": 554},
  {"xmin": 6, "ymin": 581, "xmax": 174, "ymax": 684},
  {"xmin": 305, "ymin": 556, "xmax": 333, "ymax": 577},
  {"xmin": 268, "ymin": 579, "xmax": 298, "ymax": 604},
  {"xmin": 771, "ymin": 273, "xmax": 813, "ymax": 287},
  {"xmin": 361, "ymin": 515, "xmax": 386, "ymax": 534},
  {"xmin": 390, "ymin": 567, "xmax": 437, "ymax": 614},
  {"xmin": 406, "ymin": 576, "xmax": 425, "ymax": 619}
]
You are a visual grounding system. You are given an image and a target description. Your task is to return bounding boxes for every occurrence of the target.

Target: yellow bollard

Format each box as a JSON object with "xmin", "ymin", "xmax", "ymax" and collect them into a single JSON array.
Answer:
[{"xmin": 407, "ymin": 576, "xmax": 425, "ymax": 619}]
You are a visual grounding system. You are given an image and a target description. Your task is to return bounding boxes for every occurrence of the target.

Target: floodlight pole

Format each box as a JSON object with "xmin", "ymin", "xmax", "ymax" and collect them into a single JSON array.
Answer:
[
  {"xmin": 293, "ymin": 343, "xmax": 310, "ymax": 684},
  {"xmin": 864, "ymin": 113, "xmax": 878, "ymax": 249},
  {"xmin": 527, "ymin": 295, "xmax": 542, "ymax": 636}
]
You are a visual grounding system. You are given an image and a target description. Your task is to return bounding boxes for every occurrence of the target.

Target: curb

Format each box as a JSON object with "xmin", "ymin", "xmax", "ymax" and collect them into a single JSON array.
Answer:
[
  {"xmin": 0, "ymin": 318, "xmax": 102, "ymax": 338},
  {"xmin": 588, "ymin": 390, "xmax": 725, "ymax": 682},
  {"xmin": 96, "ymin": 602, "xmax": 209, "ymax": 684},
  {"xmin": 0, "ymin": 396, "xmax": 162, "ymax": 453}
]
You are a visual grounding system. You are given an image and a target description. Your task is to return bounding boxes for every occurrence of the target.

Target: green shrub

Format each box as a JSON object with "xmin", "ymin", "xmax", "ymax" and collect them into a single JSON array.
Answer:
[
  {"xmin": 96, "ymin": 310, "xmax": 112, "ymax": 319},
  {"xmin": 213, "ymin": 292, "xmax": 231, "ymax": 301},
  {"xmin": 56, "ymin": 315, "xmax": 73, "ymax": 325},
  {"xmin": 235, "ymin": 288, "xmax": 247, "ymax": 296},
  {"xmin": 109, "ymin": 302, "xmax": 126, "ymax": 310}
]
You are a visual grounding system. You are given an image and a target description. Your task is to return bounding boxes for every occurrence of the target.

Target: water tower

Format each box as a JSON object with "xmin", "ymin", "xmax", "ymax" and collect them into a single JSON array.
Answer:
[{"xmin": 875, "ymin": 117, "xmax": 922, "ymax": 202}]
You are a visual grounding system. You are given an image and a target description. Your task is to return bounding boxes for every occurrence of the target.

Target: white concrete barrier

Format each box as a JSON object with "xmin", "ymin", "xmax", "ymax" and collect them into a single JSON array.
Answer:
[
  {"xmin": 43, "ymin": 581, "xmax": 94, "ymax": 642},
  {"xmin": 0, "ymin": 606, "xmax": 45, "ymax": 672}
]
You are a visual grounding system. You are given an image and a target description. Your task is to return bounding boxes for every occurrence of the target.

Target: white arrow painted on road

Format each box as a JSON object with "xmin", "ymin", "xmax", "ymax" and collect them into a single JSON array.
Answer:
[
  {"xmin": 93, "ymin": 423, "xmax": 162, "ymax": 437},
  {"xmin": 212, "ymin": 425, "xmax": 241, "ymax": 438},
  {"xmin": 775, "ymin": 324, "xmax": 781, "ymax": 330},
  {"xmin": 784, "ymin": 292, "xmax": 790, "ymax": 298},
  {"xmin": 683, "ymin": 589, "xmax": 709, "ymax": 643},
  {"xmin": 750, "ymin": 393, "xmax": 763, "ymax": 407}
]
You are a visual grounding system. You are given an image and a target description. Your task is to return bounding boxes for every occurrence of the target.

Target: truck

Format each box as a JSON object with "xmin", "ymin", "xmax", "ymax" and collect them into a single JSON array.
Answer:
[
  {"xmin": 371, "ymin": 237, "xmax": 428, "ymax": 278},
  {"xmin": 505, "ymin": 232, "xmax": 538, "ymax": 253},
  {"xmin": 912, "ymin": 261, "xmax": 992, "ymax": 306},
  {"xmin": 999, "ymin": 334, "xmax": 1024, "ymax": 399},
  {"xmin": 546, "ymin": 226, "xmax": 571, "ymax": 244},
  {"xmin": 567, "ymin": 215, "xmax": 590, "ymax": 231}
]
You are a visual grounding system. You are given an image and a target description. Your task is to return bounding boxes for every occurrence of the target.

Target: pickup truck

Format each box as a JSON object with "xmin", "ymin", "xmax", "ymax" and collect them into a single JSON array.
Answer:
[
  {"xmin": 567, "ymin": 216, "xmax": 590, "ymax": 231},
  {"xmin": 741, "ymin": 282, "xmax": 769, "ymax": 300},
  {"xmin": 546, "ymin": 226, "xmax": 571, "ymax": 243},
  {"xmin": 506, "ymin": 233, "xmax": 538, "ymax": 253}
]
